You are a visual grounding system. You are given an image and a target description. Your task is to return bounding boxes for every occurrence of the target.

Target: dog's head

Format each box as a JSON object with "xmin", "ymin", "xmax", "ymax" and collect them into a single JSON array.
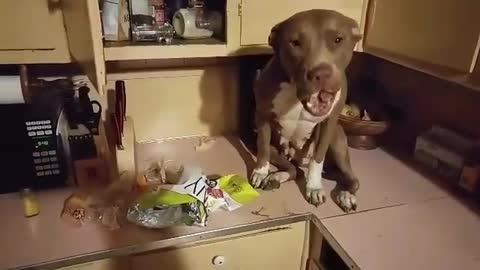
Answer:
[{"xmin": 269, "ymin": 10, "xmax": 362, "ymax": 116}]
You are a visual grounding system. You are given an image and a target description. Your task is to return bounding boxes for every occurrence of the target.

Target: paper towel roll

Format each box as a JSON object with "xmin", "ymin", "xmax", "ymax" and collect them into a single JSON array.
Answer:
[{"xmin": 0, "ymin": 76, "xmax": 25, "ymax": 104}]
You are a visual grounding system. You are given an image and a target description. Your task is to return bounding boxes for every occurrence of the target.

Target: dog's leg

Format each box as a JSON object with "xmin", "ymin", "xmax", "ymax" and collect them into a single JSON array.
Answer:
[
  {"xmin": 307, "ymin": 80, "xmax": 346, "ymax": 206},
  {"xmin": 305, "ymin": 124, "xmax": 327, "ymax": 206},
  {"xmin": 259, "ymin": 146, "xmax": 297, "ymax": 189},
  {"xmin": 251, "ymin": 112, "xmax": 272, "ymax": 188},
  {"xmin": 329, "ymin": 125, "xmax": 360, "ymax": 213}
]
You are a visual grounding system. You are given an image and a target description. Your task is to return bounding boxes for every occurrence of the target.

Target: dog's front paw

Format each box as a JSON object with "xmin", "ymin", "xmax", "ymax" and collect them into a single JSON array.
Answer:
[
  {"xmin": 306, "ymin": 187, "xmax": 327, "ymax": 206},
  {"xmin": 306, "ymin": 160, "xmax": 326, "ymax": 206},
  {"xmin": 250, "ymin": 163, "xmax": 270, "ymax": 188},
  {"xmin": 336, "ymin": 190, "xmax": 357, "ymax": 213}
]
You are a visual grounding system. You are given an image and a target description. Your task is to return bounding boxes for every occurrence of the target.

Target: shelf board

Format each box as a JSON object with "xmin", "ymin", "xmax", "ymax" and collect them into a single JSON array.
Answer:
[
  {"xmin": 104, "ymin": 38, "xmax": 229, "ymax": 61},
  {"xmin": 366, "ymin": 48, "xmax": 480, "ymax": 91}
]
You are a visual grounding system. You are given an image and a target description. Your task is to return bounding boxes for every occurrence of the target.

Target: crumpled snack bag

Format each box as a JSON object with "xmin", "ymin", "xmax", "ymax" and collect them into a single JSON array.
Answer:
[{"xmin": 216, "ymin": 174, "xmax": 260, "ymax": 211}]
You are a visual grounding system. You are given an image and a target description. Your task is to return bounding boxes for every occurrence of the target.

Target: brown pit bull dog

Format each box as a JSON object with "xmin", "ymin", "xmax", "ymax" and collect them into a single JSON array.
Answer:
[{"xmin": 250, "ymin": 9, "xmax": 362, "ymax": 213}]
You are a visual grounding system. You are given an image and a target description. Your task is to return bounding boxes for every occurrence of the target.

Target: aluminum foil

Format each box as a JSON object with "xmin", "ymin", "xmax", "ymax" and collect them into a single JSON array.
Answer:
[{"xmin": 126, "ymin": 201, "xmax": 207, "ymax": 229}]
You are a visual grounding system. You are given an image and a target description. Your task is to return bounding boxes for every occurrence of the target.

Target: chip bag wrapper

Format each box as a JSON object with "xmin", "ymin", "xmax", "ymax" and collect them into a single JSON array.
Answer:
[{"xmin": 127, "ymin": 160, "xmax": 259, "ymax": 229}]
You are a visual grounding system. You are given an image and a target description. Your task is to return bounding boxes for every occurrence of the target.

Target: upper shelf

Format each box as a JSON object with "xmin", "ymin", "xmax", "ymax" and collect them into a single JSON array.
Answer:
[
  {"xmin": 367, "ymin": 48, "xmax": 480, "ymax": 92},
  {"xmin": 104, "ymin": 38, "xmax": 229, "ymax": 61}
]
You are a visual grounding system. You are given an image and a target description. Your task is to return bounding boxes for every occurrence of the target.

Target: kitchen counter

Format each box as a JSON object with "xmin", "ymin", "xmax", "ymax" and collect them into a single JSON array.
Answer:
[{"xmin": 1, "ymin": 137, "xmax": 478, "ymax": 270}]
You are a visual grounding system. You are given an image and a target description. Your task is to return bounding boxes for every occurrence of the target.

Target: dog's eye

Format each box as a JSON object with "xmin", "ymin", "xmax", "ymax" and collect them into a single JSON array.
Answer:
[
  {"xmin": 334, "ymin": 37, "xmax": 343, "ymax": 44},
  {"xmin": 290, "ymin": 39, "xmax": 301, "ymax": 47}
]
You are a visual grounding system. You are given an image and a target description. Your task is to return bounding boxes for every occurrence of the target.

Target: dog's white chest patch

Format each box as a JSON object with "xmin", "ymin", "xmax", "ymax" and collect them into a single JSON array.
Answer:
[{"xmin": 272, "ymin": 82, "xmax": 340, "ymax": 149}]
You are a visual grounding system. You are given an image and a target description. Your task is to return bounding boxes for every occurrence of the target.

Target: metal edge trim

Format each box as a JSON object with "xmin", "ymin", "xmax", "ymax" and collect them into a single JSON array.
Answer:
[{"xmin": 17, "ymin": 213, "xmax": 311, "ymax": 270}]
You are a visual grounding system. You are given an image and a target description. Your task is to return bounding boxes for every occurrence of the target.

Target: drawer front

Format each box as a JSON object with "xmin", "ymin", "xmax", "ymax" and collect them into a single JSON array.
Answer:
[
  {"xmin": 240, "ymin": 0, "xmax": 364, "ymax": 46},
  {"xmin": 132, "ymin": 222, "xmax": 306, "ymax": 270},
  {"xmin": 56, "ymin": 258, "xmax": 130, "ymax": 270}
]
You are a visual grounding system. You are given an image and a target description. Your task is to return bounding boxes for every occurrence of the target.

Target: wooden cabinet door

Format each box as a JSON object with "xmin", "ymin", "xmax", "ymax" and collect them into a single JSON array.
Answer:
[
  {"xmin": 62, "ymin": 0, "xmax": 106, "ymax": 94},
  {"xmin": 0, "ymin": 0, "xmax": 57, "ymax": 50},
  {"xmin": 365, "ymin": 0, "xmax": 480, "ymax": 72},
  {"xmin": 239, "ymin": 0, "xmax": 365, "ymax": 46}
]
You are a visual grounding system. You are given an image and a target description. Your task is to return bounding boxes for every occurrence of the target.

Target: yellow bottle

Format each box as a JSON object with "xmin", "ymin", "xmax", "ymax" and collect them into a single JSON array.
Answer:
[{"xmin": 21, "ymin": 188, "xmax": 40, "ymax": 217}]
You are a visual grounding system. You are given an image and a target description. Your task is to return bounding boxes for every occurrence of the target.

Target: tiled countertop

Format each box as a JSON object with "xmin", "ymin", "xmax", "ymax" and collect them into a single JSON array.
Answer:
[{"xmin": 1, "ymin": 137, "xmax": 478, "ymax": 270}]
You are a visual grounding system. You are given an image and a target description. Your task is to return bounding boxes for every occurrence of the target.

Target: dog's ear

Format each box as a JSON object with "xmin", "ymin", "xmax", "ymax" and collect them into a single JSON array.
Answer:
[
  {"xmin": 349, "ymin": 20, "xmax": 363, "ymax": 43},
  {"xmin": 268, "ymin": 22, "xmax": 282, "ymax": 51}
]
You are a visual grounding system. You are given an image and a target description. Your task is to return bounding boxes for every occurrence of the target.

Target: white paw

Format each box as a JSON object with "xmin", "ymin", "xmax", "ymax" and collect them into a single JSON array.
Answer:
[
  {"xmin": 250, "ymin": 163, "xmax": 269, "ymax": 188},
  {"xmin": 306, "ymin": 159, "xmax": 326, "ymax": 206},
  {"xmin": 336, "ymin": 191, "xmax": 357, "ymax": 213},
  {"xmin": 306, "ymin": 187, "xmax": 327, "ymax": 206}
]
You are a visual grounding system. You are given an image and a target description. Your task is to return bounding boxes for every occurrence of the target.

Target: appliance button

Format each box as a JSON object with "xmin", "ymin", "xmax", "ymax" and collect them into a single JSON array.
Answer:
[
  {"xmin": 35, "ymin": 165, "xmax": 43, "ymax": 170},
  {"xmin": 50, "ymin": 157, "xmax": 58, "ymax": 162},
  {"xmin": 40, "ymin": 151, "xmax": 48, "ymax": 156},
  {"xmin": 37, "ymin": 131, "xmax": 45, "ymax": 136},
  {"xmin": 48, "ymin": 150, "xmax": 56, "ymax": 156},
  {"xmin": 45, "ymin": 120, "xmax": 51, "ymax": 124},
  {"xmin": 42, "ymin": 157, "xmax": 50, "ymax": 163},
  {"xmin": 27, "ymin": 126, "xmax": 33, "ymax": 131},
  {"xmin": 43, "ymin": 165, "xmax": 52, "ymax": 170},
  {"xmin": 34, "ymin": 159, "xmax": 42, "ymax": 164},
  {"xmin": 37, "ymin": 171, "xmax": 45, "ymax": 177},
  {"xmin": 46, "ymin": 125, "xmax": 52, "ymax": 129},
  {"xmin": 51, "ymin": 163, "xmax": 59, "ymax": 169},
  {"xmin": 44, "ymin": 170, "xmax": 52, "ymax": 176},
  {"xmin": 32, "ymin": 152, "xmax": 40, "ymax": 157},
  {"xmin": 25, "ymin": 121, "xmax": 32, "ymax": 126},
  {"xmin": 45, "ymin": 130, "xmax": 53, "ymax": 135},
  {"xmin": 28, "ymin": 131, "xmax": 36, "ymax": 137},
  {"xmin": 52, "ymin": 170, "xmax": 60, "ymax": 175}
]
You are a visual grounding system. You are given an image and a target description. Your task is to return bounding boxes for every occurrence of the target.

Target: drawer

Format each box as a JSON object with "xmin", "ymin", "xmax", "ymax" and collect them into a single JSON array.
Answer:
[
  {"xmin": 132, "ymin": 221, "xmax": 307, "ymax": 270},
  {"xmin": 240, "ymin": 0, "xmax": 365, "ymax": 46},
  {"xmin": 56, "ymin": 258, "xmax": 129, "ymax": 270}
]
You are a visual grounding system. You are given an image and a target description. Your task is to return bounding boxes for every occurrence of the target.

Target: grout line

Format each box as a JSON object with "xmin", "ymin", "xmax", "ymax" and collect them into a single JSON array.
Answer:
[{"xmin": 320, "ymin": 202, "xmax": 407, "ymax": 220}]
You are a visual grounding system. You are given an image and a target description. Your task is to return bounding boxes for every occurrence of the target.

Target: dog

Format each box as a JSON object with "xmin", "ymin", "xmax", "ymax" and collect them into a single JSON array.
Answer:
[{"xmin": 250, "ymin": 9, "xmax": 362, "ymax": 213}]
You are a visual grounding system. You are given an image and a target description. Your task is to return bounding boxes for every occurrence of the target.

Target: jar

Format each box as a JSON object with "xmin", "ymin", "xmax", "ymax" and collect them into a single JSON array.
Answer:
[{"xmin": 21, "ymin": 188, "xmax": 40, "ymax": 217}]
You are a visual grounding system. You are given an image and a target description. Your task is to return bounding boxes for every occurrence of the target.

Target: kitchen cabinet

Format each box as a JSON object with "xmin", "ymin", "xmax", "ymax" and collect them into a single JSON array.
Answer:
[
  {"xmin": 132, "ymin": 221, "xmax": 307, "ymax": 270},
  {"xmin": 364, "ymin": 0, "xmax": 480, "ymax": 73},
  {"xmin": 39, "ymin": 0, "xmax": 368, "ymax": 93},
  {"xmin": 62, "ymin": 0, "xmax": 106, "ymax": 94},
  {"xmin": 239, "ymin": 0, "xmax": 366, "ymax": 47},
  {"xmin": 0, "ymin": 0, "xmax": 71, "ymax": 63},
  {"xmin": 106, "ymin": 64, "xmax": 240, "ymax": 141}
]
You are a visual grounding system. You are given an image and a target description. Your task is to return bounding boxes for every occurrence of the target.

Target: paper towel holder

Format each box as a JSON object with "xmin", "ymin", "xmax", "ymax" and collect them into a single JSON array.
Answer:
[{"xmin": 19, "ymin": 64, "xmax": 32, "ymax": 104}]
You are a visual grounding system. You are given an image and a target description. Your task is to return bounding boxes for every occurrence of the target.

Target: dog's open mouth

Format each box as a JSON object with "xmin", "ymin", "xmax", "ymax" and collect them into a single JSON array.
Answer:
[{"xmin": 302, "ymin": 90, "xmax": 337, "ymax": 117}]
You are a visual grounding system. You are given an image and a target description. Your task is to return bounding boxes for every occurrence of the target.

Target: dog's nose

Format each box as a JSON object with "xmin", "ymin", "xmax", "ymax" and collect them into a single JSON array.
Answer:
[{"xmin": 307, "ymin": 63, "xmax": 332, "ymax": 83}]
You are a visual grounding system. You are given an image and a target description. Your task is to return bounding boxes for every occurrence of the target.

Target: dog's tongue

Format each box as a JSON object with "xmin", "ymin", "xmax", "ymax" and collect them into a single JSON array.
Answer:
[{"xmin": 306, "ymin": 91, "xmax": 333, "ymax": 116}]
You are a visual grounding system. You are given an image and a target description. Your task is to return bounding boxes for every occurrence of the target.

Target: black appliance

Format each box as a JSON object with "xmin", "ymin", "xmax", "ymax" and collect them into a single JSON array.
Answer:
[{"xmin": 0, "ymin": 89, "xmax": 70, "ymax": 194}]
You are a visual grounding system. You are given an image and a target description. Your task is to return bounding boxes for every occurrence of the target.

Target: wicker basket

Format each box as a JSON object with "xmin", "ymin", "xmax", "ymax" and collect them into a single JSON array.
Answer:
[{"xmin": 339, "ymin": 114, "xmax": 390, "ymax": 150}]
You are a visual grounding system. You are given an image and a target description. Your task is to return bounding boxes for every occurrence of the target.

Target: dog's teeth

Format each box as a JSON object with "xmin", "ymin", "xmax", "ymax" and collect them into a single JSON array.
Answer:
[{"xmin": 307, "ymin": 102, "xmax": 313, "ymax": 107}]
